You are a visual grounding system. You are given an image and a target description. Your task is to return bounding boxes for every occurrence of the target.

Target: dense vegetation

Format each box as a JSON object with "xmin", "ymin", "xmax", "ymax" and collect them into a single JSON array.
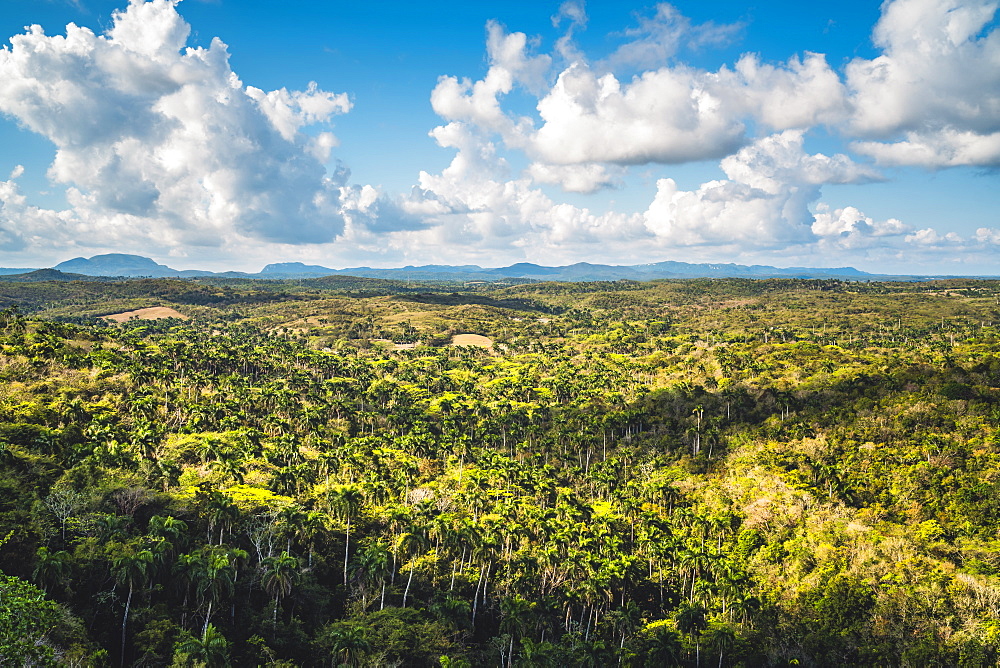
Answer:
[{"xmin": 2, "ymin": 276, "xmax": 1000, "ymax": 666}]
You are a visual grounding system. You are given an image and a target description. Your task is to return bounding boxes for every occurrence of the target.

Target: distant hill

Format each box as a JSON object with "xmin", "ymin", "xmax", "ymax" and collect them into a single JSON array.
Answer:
[
  {"xmin": 55, "ymin": 254, "xmax": 179, "ymax": 277},
  {"xmin": 0, "ymin": 268, "xmax": 113, "ymax": 283},
  {"xmin": 3, "ymin": 253, "xmax": 972, "ymax": 283},
  {"xmin": 51, "ymin": 254, "xmax": 259, "ymax": 279},
  {"xmin": 259, "ymin": 259, "xmax": 880, "ymax": 282},
  {"xmin": 260, "ymin": 262, "xmax": 340, "ymax": 277}
]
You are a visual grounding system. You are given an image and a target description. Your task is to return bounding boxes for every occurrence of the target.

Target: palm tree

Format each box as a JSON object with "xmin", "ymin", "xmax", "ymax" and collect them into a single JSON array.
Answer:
[
  {"xmin": 33, "ymin": 546, "xmax": 71, "ymax": 595},
  {"xmin": 112, "ymin": 546, "xmax": 154, "ymax": 666},
  {"xmin": 676, "ymin": 603, "xmax": 708, "ymax": 667},
  {"xmin": 175, "ymin": 623, "xmax": 230, "ymax": 667},
  {"xmin": 353, "ymin": 539, "xmax": 391, "ymax": 609},
  {"xmin": 147, "ymin": 514, "xmax": 188, "ymax": 554},
  {"xmin": 203, "ymin": 491, "xmax": 240, "ymax": 545},
  {"xmin": 705, "ymin": 622, "xmax": 738, "ymax": 668},
  {"xmin": 260, "ymin": 551, "xmax": 299, "ymax": 624},
  {"xmin": 328, "ymin": 484, "xmax": 364, "ymax": 586},
  {"xmin": 196, "ymin": 549, "xmax": 238, "ymax": 635},
  {"xmin": 394, "ymin": 530, "xmax": 428, "ymax": 608},
  {"xmin": 323, "ymin": 623, "xmax": 371, "ymax": 667}
]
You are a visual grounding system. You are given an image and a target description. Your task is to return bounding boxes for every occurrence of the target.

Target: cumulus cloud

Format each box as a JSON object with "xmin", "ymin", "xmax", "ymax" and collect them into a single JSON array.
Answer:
[
  {"xmin": 715, "ymin": 52, "xmax": 849, "ymax": 130},
  {"xmin": 526, "ymin": 162, "xmax": 623, "ymax": 194},
  {"xmin": 396, "ymin": 119, "xmax": 647, "ymax": 261},
  {"xmin": 719, "ymin": 130, "xmax": 881, "ymax": 190},
  {"xmin": 346, "ymin": 0, "xmax": 999, "ymax": 268},
  {"xmin": 339, "ymin": 184, "xmax": 426, "ymax": 234},
  {"xmin": 412, "ymin": 0, "xmax": 1000, "ymax": 268},
  {"xmin": 2, "ymin": 0, "xmax": 994, "ymax": 270},
  {"xmin": 975, "ymin": 227, "xmax": 1000, "ymax": 244},
  {"xmin": 812, "ymin": 205, "xmax": 910, "ymax": 249},
  {"xmin": 530, "ymin": 63, "xmax": 745, "ymax": 166},
  {"xmin": 430, "ymin": 20, "xmax": 548, "ymax": 140},
  {"xmin": 0, "ymin": 0, "xmax": 353, "ymax": 252},
  {"xmin": 905, "ymin": 227, "xmax": 965, "ymax": 244},
  {"xmin": 642, "ymin": 131, "xmax": 882, "ymax": 247},
  {"xmin": 401, "ymin": 122, "xmax": 896, "ymax": 266},
  {"xmin": 852, "ymin": 129, "xmax": 1000, "ymax": 167},
  {"xmin": 429, "ymin": 6, "xmax": 851, "ymax": 196},
  {"xmin": 846, "ymin": 0, "xmax": 1000, "ymax": 167}
]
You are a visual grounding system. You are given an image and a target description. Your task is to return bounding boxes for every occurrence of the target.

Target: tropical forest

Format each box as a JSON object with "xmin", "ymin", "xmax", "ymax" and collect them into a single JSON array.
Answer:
[{"xmin": 3, "ymin": 273, "xmax": 1000, "ymax": 667}]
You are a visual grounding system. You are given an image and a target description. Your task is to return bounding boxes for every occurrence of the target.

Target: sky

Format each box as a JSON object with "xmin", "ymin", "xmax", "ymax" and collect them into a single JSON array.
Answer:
[{"xmin": 0, "ymin": 0, "xmax": 998, "ymax": 274}]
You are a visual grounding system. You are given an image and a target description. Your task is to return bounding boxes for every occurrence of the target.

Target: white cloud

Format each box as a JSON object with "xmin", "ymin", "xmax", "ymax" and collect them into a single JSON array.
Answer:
[
  {"xmin": 530, "ymin": 63, "xmax": 744, "ymax": 166},
  {"xmin": 0, "ymin": 0, "xmax": 354, "ymax": 253},
  {"xmin": 0, "ymin": 168, "xmax": 105, "ymax": 258},
  {"xmin": 975, "ymin": 227, "xmax": 1000, "ymax": 244},
  {"xmin": 429, "ymin": 8, "xmax": 850, "ymax": 195},
  {"xmin": 719, "ymin": 130, "xmax": 881, "ymax": 190},
  {"xmin": 393, "ymin": 119, "xmax": 648, "ymax": 262},
  {"xmin": 846, "ymin": 0, "xmax": 1000, "ymax": 167},
  {"xmin": 715, "ymin": 52, "xmax": 849, "ymax": 130},
  {"xmin": 430, "ymin": 21, "xmax": 548, "ymax": 139},
  {"xmin": 552, "ymin": 1, "xmax": 587, "ymax": 30},
  {"xmin": 408, "ymin": 0, "xmax": 997, "ymax": 269},
  {"xmin": 852, "ymin": 129, "xmax": 1000, "ymax": 167},
  {"xmin": 643, "ymin": 131, "xmax": 882, "ymax": 247},
  {"xmin": 812, "ymin": 205, "xmax": 910, "ymax": 249},
  {"xmin": 604, "ymin": 3, "xmax": 741, "ymax": 72},
  {"xmin": 339, "ymin": 184, "xmax": 426, "ymax": 234},
  {"xmin": 2, "ymin": 0, "xmax": 994, "ymax": 272},
  {"xmin": 245, "ymin": 83, "xmax": 350, "ymax": 142},
  {"xmin": 526, "ymin": 162, "xmax": 622, "ymax": 193},
  {"xmin": 905, "ymin": 227, "xmax": 965, "ymax": 244}
]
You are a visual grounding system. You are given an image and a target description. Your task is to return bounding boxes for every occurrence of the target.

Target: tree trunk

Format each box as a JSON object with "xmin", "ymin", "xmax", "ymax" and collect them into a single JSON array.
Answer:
[
  {"xmin": 120, "ymin": 582, "xmax": 133, "ymax": 668},
  {"xmin": 344, "ymin": 516, "xmax": 351, "ymax": 586},
  {"xmin": 203, "ymin": 599, "xmax": 213, "ymax": 636},
  {"xmin": 402, "ymin": 564, "xmax": 414, "ymax": 608}
]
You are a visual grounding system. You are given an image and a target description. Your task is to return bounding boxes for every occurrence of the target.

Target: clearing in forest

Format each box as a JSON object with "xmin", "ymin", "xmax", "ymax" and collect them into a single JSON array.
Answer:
[
  {"xmin": 102, "ymin": 306, "xmax": 189, "ymax": 322},
  {"xmin": 451, "ymin": 333, "xmax": 493, "ymax": 348}
]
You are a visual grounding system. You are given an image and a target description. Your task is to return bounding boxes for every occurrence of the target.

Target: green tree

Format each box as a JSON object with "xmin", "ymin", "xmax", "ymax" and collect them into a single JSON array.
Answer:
[
  {"xmin": 112, "ymin": 545, "xmax": 154, "ymax": 666},
  {"xmin": 0, "ymin": 573, "xmax": 62, "ymax": 667},
  {"xmin": 328, "ymin": 483, "xmax": 365, "ymax": 587},
  {"xmin": 260, "ymin": 551, "xmax": 299, "ymax": 624},
  {"xmin": 173, "ymin": 623, "xmax": 230, "ymax": 667}
]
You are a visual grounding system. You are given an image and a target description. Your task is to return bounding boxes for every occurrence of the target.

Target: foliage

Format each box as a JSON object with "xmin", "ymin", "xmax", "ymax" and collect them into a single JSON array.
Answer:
[{"xmin": 2, "ymin": 278, "xmax": 1000, "ymax": 665}]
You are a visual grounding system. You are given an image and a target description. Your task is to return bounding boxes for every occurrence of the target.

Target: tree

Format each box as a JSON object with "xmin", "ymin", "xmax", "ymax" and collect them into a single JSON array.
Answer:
[
  {"xmin": 328, "ymin": 483, "xmax": 365, "ymax": 587},
  {"xmin": 112, "ymin": 545, "xmax": 154, "ymax": 666},
  {"xmin": 43, "ymin": 487, "xmax": 85, "ymax": 543},
  {"xmin": 33, "ymin": 546, "xmax": 72, "ymax": 595},
  {"xmin": 676, "ymin": 603, "xmax": 708, "ymax": 666},
  {"xmin": 173, "ymin": 623, "xmax": 230, "ymax": 667},
  {"xmin": 394, "ymin": 530, "xmax": 428, "ymax": 608},
  {"xmin": 0, "ymin": 573, "xmax": 62, "ymax": 667},
  {"xmin": 319, "ymin": 622, "xmax": 371, "ymax": 667},
  {"xmin": 260, "ymin": 551, "xmax": 299, "ymax": 624},
  {"xmin": 703, "ymin": 620, "xmax": 739, "ymax": 668}
]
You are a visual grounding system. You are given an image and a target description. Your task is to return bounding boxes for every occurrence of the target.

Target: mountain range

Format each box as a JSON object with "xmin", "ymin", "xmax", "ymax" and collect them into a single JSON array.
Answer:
[{"xmin": 0, "ymin": 253, "xmax": 983, "ymax": 283}]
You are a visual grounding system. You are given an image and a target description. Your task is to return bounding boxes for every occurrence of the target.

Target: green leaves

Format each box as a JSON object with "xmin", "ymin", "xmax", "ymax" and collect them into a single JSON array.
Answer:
[{"xmin": 0, "ymin": 573, "xmax": 61, "ymax": 667}]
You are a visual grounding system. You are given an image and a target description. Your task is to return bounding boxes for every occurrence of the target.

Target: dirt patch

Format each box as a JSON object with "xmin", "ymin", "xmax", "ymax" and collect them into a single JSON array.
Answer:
[
  {"xmin": 451, "ymin": 333, "xmax": 493, "ymax": 348},
  {"xmin": 103, "ymin": 307, "xmax": 188, "ymax": 322}
]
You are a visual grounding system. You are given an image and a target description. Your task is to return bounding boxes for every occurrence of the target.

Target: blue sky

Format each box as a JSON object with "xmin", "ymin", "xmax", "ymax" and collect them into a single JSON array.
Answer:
[{"xmin": 0, "ymin": 0, "xmax": 997, "ymax": 274}]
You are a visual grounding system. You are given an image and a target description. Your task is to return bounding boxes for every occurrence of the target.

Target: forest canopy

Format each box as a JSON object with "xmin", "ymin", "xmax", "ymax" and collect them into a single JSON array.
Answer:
[{"xmin": 1, "ymin": 276, "xmax": 1000, "ymax": 666}]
